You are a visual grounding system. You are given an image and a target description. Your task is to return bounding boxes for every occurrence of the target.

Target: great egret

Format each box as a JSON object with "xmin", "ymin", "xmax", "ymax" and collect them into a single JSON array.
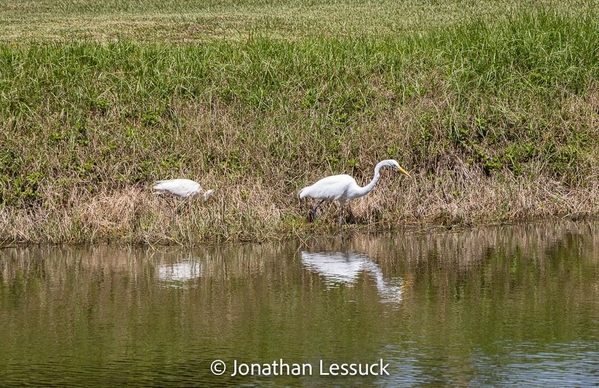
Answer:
[
  {"xmin": 298, "ymin": 159, "xmax": 411, "ymax": 225},
  {"xmin": 153, "ymin": 179, "xmax": 214, "ymax": 202}
]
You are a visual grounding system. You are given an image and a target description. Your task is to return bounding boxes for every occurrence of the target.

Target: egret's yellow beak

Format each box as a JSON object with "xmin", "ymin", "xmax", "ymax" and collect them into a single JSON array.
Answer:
[{"xmin": 394, "ymin": 164, "xmax": 411, "ymax": 178}]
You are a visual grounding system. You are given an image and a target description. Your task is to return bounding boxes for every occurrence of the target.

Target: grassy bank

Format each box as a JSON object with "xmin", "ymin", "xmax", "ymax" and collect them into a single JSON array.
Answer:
[{"xmin": 1, "ymin": 1, "xmax": 599, "ymax": 244}]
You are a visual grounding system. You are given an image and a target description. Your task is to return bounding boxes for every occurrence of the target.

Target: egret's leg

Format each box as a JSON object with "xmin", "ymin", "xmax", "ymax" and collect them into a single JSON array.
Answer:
[
  {"xmin": 309, "ymin": 199, "xmax": 326, "ymax": 222},
  {"xmin": 339, "ymin": 203, "xmax": 345, "ymax": 225},
  {"xmin": 313, "ymin": 199, "xmax": 326, "ymax": 212}
]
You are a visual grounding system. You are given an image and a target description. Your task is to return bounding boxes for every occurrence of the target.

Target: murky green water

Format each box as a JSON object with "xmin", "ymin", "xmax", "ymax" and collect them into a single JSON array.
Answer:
[{"xmin": 1, "ymin": 221, "xmax": 599, "ymax": 386}]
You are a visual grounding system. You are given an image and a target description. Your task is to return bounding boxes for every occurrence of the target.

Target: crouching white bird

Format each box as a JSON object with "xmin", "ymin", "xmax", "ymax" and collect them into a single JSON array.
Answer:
[
  {"xmin": 153, "ymin": 179, "xmax": 214, "ymax": 202},
  {"xmin": 298, "ymin": 159, "xmax": 411, "ymax": 225}
]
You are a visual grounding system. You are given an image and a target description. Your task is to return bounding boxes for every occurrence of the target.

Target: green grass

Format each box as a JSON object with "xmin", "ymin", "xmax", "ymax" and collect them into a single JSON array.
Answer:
[
  {"xmin": 1, "ymin": 1, "xmax": 599, "ymax": 244},
  {"xmin": 2, "ymin": 0, "xmax": 595, "ymax": 42}
]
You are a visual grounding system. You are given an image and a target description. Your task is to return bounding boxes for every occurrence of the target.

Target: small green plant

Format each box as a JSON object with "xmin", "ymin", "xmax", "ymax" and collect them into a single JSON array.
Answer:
[{"xmin": 142, "ymin": 113, "xmax": 160, "ymax": 127}]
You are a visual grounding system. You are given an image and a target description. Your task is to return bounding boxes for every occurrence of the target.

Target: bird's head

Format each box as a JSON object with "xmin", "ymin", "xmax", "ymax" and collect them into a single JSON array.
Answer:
[
  {"xmin": 390, "ymin": 160, "xmax": 411, "ymax": 178},
  {"xmin": 203, "ymin": 189, "xmax": 215, "ymax": 202}
]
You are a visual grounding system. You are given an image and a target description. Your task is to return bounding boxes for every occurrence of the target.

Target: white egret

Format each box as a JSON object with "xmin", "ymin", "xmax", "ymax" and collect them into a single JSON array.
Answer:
[
  {"xmin": 152, "ymin": 179, "xmax": 214, "ymax": 202},
  {"xmin": 298, "ymin": 159, "xmax": 411, "ymax": 225}
]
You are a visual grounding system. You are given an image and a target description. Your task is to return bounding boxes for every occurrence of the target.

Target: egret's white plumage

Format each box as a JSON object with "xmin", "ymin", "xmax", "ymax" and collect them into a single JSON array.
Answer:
[
  {"xmin": 298, "ymin": 159, "xmax": 410, "ymax": 224},
  {"xmin": 153, "ymin": 179, "xmax": 214, "ymax": 201}
]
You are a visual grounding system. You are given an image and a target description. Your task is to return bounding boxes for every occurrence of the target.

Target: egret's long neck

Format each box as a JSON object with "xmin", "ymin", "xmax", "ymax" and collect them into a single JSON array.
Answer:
[{"xmin": 355, "ymin": 163, "xmax": 383, "ymax": 197}]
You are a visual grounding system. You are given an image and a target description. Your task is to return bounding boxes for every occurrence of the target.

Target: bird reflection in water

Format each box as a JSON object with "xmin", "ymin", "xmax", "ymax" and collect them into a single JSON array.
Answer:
[
  {"xmin": 301, "ymin": 251, "xmax": 404, "ymax": 303},
  {"xmin": 158, "ymin": 259, "xmax": 201, "ymax": 286}
]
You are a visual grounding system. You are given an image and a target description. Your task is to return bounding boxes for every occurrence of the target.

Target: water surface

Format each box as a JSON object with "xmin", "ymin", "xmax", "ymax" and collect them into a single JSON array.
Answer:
[{"xmin": 1, "ymin": 221, "xmax": 599, "ymax": 386}]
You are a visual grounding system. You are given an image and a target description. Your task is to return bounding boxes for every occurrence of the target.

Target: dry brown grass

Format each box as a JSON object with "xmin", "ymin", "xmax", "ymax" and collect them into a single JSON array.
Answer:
[{"xmin": 3, "ymin": 165, "xmax": 599, "ymax": 246}]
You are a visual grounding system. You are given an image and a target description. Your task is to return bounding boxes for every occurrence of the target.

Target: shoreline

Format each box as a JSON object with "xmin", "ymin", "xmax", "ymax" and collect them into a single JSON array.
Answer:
[{"xmin": 1, "ymin": 216, "xmax": 597, "ymax": 248}]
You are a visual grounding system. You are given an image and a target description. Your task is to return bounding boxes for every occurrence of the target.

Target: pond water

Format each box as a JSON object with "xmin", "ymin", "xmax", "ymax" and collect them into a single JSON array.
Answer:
[{"xmin": 1, "ymin": 221, "xmax": 599, "ymax": 387}]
